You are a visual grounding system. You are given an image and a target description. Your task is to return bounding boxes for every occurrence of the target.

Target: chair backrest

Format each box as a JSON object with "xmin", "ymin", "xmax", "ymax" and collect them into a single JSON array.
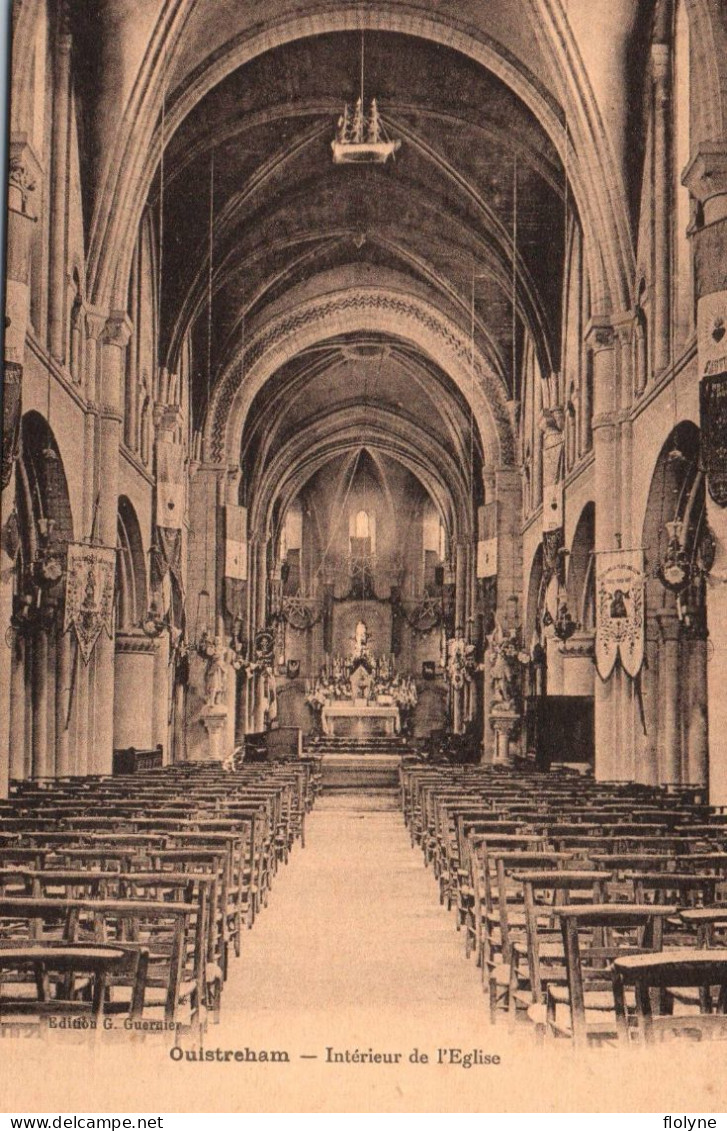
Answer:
[
  {"xmin": 612, "ymin": 950, "xmax": 727, "ymax": 1044},
  {"xmin": 515, "ymin": 871, "xmax": 612, "ymax": 1004},
  {"xmin": 557, "ymin": 904, "xmax": 676, "ymax": 1047}
]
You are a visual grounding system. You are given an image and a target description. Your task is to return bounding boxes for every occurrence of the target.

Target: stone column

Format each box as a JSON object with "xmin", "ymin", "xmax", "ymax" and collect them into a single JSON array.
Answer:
[
  {"xmin": 657, "ymin": 609, "xmax": 682, "ymax": 786},
  {"xmin": 639, "ymin": 619, "xmax": 660, "ymax": 786},
  {"xmin": 652, "ymin": 44, "xmax": 672, "ymax": 376},
  {"xmin": 31, "ymin": 628, "xmax": 49, "ymax": 778},
  {"xmin": 686, "ymin": 634, "xmax": 709, "ymax": 790},
  {"xmin": 48, "ymin": 18, "xmax": 72, "ymax": 363},
  {"xmin": 151, "ymin": 631, "xmax": 170, "ymax": 761},
  {"xmin": 113, "ymin": 631, "xmax": 156, "ymax": 750},
  {"xmin": 587, "ymin": 320, "xmax": 619, "ymax": 781},
  {"xmin": 0, "ymin": 152, "xmax": 36, "ymax": 797},
  {"xmin": 683, "ymin": 145, "xmax": 727, "ymax": 804},
  {"xmin": 560, "ymin": 630, "xmax": 595, "ymax": 697},
  {"xmin": 8, "ymin": 633, "xmax": 26, "ymax": 782},
  {"xmin": 54, "ymin": 619, "xmax": 73, "ymax": 776},
  {"xmin": 92, "ymin": 312, "xmax": 132, "ymax": 774}
]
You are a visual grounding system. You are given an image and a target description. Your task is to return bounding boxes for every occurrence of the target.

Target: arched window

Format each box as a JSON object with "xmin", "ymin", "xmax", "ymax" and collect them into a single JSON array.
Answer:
[
  {"xmin": 280, "ymin": 498, "xmax": 303, "ymax": 593},
  {"xmin": 349, "ymin": 508, "xmax": 376, "ymax": 554},
  {"xmin": 355, "ymin": 509, "xmax": 370, "ymax": 539},
  {"xmin": 116, "ymin": 497, "xmax": 148, "ymax": 630}
]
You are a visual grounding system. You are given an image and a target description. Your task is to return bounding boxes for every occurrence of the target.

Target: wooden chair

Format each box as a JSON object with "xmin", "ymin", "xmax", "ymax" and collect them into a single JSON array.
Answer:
[
  {"xmin": 548, "ymin": 904, "xmax": 677, "ymax": 1047},
  {"xmin": 0, "ymin": 943, "xmax": 147, "ymax": 1033},
  {"xmin": 612, "ymin": 951, "xmax": 727, "ymax": 1044}
]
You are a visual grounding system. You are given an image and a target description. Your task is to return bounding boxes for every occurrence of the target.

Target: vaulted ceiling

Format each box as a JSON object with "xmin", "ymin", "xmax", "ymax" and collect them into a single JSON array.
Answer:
[
  {"xmin": 158, "ymin": 31, "xmax": 565, "ymax": 410},
  {"xmin": 65, "ymin": 2, "xmax": 659, "ymax": 530}
]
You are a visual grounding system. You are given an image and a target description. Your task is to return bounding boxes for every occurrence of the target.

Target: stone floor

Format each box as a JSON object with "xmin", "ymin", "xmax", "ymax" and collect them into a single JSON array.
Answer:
[
  {"xmin": 221, "ymin": 790, "xmax": 485, "ymax": 1020},
  {"xmin": 6, "ymin": 790, "xmax": 726, "ymax": 1112}
]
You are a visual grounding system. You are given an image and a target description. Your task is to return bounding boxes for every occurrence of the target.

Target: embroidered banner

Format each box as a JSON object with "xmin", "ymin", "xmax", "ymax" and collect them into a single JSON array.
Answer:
[
  {"xmin": 477, "ymin": 537, "xmax": 498, "ymax": 579},
  {"xmin": 64, "ymin": 542, "xmax": 117, "ymax": 663},
  {"xmin": 156, "ymin": 441, "xmax": 184, "ymax": 530},
  {"xmin": 2, "ymin": 361, "xmax": 22, "ymax": 491},
  {"xmin": 224, "ymin": 505, "xmax": 248, "ymax": 580},
  {"xmin": 700, "ymin": 372, "xmax": 727, "ymax": 508},
  {"xmin": 542, "ymin": 480, "xmax": 564, "ymax": 534},
  {"xmin": 595, "ymin": 549, "xmax": 645, "ymax": 680}
]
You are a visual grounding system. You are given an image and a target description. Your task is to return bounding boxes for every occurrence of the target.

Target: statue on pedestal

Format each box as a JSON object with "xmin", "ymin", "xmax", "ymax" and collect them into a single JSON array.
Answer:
[{"xmin": 198, "ymin": 632, "xmax": 229, "ymax": 707}]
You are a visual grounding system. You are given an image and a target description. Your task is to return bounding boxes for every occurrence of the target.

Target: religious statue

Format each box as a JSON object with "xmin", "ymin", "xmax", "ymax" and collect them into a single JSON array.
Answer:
[
  {"xmin": 488, "ymin": 622, "xmax": 525, "ymax": 712},
  {"xmin": 354, "ymin": 620, "xmax": 369, "ymax": 656},
  {"xmin": 199, "ymin": 632, "xmax": 229, "ymax": 707}
]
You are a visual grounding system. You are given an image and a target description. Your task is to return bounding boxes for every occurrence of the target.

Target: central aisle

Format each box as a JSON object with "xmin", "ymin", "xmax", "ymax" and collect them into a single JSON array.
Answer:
[{"xmin": 220, "ymin": 790, "xmax": 487, "ymax": 1027}]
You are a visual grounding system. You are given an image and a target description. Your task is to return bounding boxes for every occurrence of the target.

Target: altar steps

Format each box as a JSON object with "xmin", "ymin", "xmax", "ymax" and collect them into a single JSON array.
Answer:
[
  {"xmin": 305, "ymin": 736, "xmax": 413, "ymax": 790},
  {"xmin": 304, "ymin": 736, "xmax": 413, "ymax": 755}
]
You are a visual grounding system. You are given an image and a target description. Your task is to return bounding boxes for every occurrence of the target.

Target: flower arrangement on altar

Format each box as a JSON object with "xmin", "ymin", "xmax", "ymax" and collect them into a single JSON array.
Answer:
[
  {"xmin": 446, "ymin": 636, "xmax": 478, "ymax": 690},
  {"xmin": 305, "ymin": 672, "xmax": 418, "ymax": 710},
  {"xmin": 305, "ymin": 685, "xmax": 330, "ymax": 712}
]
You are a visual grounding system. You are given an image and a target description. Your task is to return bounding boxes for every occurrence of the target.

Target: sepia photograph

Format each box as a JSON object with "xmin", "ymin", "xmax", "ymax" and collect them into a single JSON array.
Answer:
[{"xmin": 1, "ymin": 0, "xmax": 727, "ymax": 1115}]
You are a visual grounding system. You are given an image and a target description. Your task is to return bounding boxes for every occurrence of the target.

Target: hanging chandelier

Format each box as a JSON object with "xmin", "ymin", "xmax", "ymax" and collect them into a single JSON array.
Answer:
[
  {"xmin": 332, "ymin": 34, "xmax": 400, "ymax": 165},
  {"xmin": 332, "ymin": 97, "xmax": 401, "ymax": 164}
]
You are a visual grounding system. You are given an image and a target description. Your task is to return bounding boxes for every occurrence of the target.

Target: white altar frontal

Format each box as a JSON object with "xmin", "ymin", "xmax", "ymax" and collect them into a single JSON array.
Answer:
[{"xmin": 321, "ymin": 702, "xmax": 400, "ymax": 738}]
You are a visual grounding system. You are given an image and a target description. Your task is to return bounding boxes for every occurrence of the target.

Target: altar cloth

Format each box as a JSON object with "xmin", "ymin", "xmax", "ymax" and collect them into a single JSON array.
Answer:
[{"xmin": 321, "ymin": 702, "xmax": 401, "ymax": 737}]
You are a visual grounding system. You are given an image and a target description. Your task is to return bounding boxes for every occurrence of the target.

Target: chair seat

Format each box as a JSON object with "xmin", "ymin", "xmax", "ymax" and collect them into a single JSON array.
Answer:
[
  {"xmin": 489, "ymin": 962, "xmax": 512, "ymax": 987},
  {"xmin": 549, "ymin": 986, "xmax": 620, "ymax": 1011}
]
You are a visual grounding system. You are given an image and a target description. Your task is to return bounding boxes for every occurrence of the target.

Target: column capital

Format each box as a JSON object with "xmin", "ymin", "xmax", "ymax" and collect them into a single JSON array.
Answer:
[
  {"xmin": 612, "ymin": 308, "xmax": 636, "ymax": 343},
  {"xmin": 682, "ymin": 144, "xmax": 727, "ymax": 219},
  {"xmin": 103, "ymin": 311, "xmax": 133, "ymax": 349},
  {"xmin": 591, "ymin": 411, "xmax": 617, "ymax": 433},
  {"xmin": 153, "ymin": 401, "xmax": 184, "ymax": 434},
  {"xmin": 8, "ymin": 137, "xmax": 39, "ymax": 221},
  {"xmin": 85, "ymin": 306, "xmax": 109, "ymax": 341},
  {"xmin": 585, "ymin": 318, "xmax": 615, "ymax": 352},
  {"xmin": 539, "ymin": 406, "xmax": 564, "ymax": 437}
]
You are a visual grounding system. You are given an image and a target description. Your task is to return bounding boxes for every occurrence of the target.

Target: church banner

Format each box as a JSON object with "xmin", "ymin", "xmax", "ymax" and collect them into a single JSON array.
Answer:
[
  {"xmin": 595, "ymin": 549, "xmax": 645, "ymax": 680},
  {"xmin": 700, "ymin": 373, "xmax": 727, "ymax": 508},
  {"xmin": 542, "ymin": 480, "xmax": 563, "ymax": 534},
  {"xmin": 155, "ymin": 441, "xmax": 185, "ymax": 529},
  {"xmin": 2, "ymin": 361, "xmax": 22, "ymax": 491},
  {"xmin": 698, "ymin": 290, "xmax": 727, "ymax": 507},
  {"xmin": 477, "ymin": 537, "xmax": 497, "ymax": 578},
  {"xmin": 64, "ymin": 542, "xmax": 117, "ymax": 664},
  {"xmin": 224, "ymin": 505, "xmax": 248, "ymax": 580}
]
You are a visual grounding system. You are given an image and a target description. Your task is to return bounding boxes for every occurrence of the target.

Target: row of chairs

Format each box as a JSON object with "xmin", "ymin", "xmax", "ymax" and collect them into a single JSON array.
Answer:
[
  {"xmin": 0, "ymin": 758, "xmax": 321, "ymax": 1036},
  {"xmin": 401, "ymin": 762, "xmax": 727, "ymax": 1047}
]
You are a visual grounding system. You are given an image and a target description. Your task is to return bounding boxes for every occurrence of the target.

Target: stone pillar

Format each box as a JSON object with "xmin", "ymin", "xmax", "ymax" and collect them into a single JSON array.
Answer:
[
  {"xmin": 151, "ymin": 631, "xmax": 170, "ymax": 761},
  {"xmin": 48, "ymin": 19, "xmax": 72, "ymax": 362},
  {"xmin": 639, "ymin": 620, "xmax": 660, "ymax": 786},
  {"xmin": 560, "ymin": 630, "xmax": 595, "ymax": 697},
  {"xmin": 587, "ymin": 320, "xmax": 618, "ymax": 780},
  {"xmin": 54, "ymin": 620, "xmax": 73, "ymax": 776},
  {"xmin": 113, "ymin": 631, "xmax": 156, "ymax": 750},
  {"xmin": 493, "ymin": 467, "xmax": 522, "ymax": 619},
  {"xmin": 652, "ymin": 44, "xmax": 672, "ymax": 376},
  {"xmin": 31, "ymin": 628, "xmax": 49, "ymax": 778},
  {"xmin": 686, "ymin": 635, "xmax": 709, "ymax": 789},
  {"xmin": 657, "ymin": 610, "xmax": 682, "ymax": 786},
  {"xmin": 93, "ymin": 312, "xmax": 132, "ymax": 774},
  {"xmin": 8, "ymin": 633, "xmax": 26, "ymax": 781},
  {"xmin": 683, "ymin": 145, "xmax": 727, "ymax": 804},
  {"xmin": 0, "ymin": 153, "xmax": 36, "ymax": 797}
]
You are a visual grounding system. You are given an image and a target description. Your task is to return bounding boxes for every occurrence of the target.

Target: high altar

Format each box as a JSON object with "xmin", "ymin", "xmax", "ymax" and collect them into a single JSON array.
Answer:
[
  {"xmin": 308, "ymin": 620, "xmax": 417, "ymax": 739},
  {"xmin": 321, "ymin": 702, "xmax": 400, "ymax": 737}
]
